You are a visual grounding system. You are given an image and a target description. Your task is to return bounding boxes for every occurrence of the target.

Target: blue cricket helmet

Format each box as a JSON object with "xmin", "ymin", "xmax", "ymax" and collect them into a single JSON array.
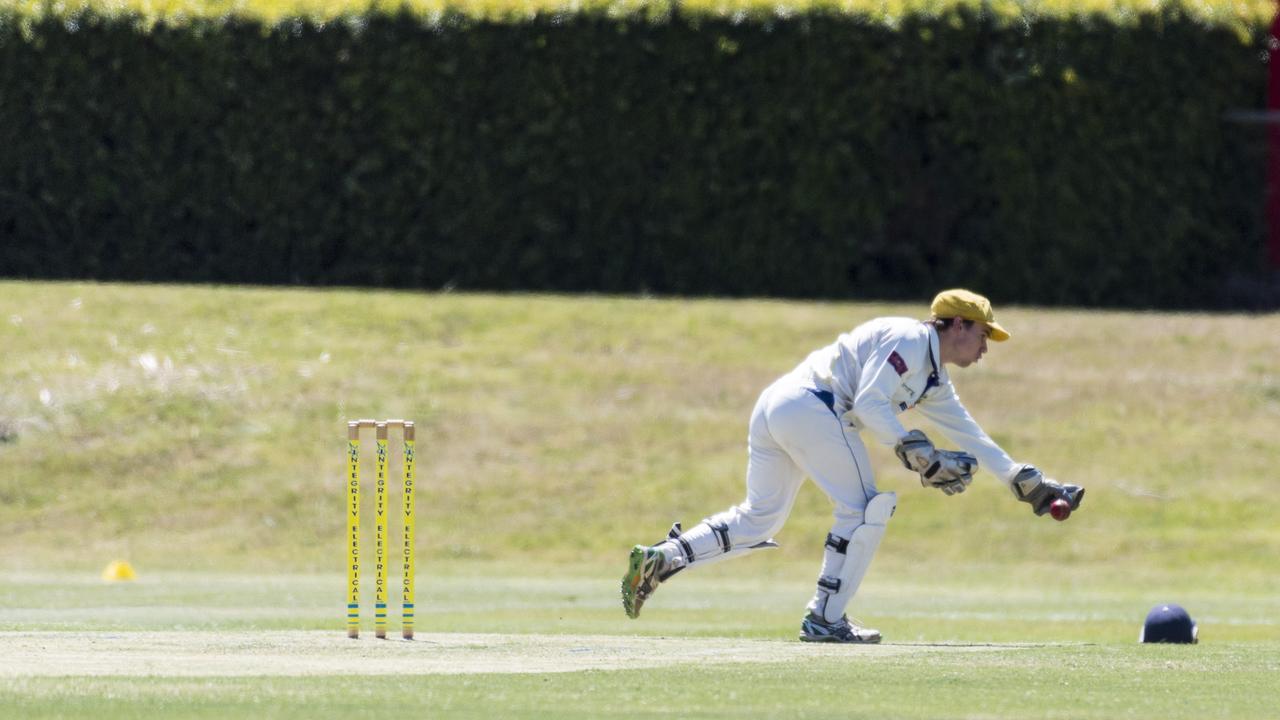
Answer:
[{"xmin": 1140, "ymin": 604, "xmax": 1198, "ymax": 644}]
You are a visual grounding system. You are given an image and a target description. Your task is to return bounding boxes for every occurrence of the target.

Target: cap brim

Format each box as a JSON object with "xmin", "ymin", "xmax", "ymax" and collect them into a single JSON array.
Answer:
[{"xmin": 986, "ymin": 321, "xmax": 1010, "ymax": 342}]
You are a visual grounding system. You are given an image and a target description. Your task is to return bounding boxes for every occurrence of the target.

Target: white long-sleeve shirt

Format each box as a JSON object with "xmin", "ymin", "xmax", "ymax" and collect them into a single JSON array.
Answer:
[{"xmin": 794, "ymin": 316, "xmax": 1020, "ymax": 485}]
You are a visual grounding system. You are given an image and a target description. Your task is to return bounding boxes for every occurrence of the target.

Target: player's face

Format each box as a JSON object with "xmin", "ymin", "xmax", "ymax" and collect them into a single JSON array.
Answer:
[{"xmin": 951, "ymin": 322, "xmax": 990, "ymax": 367}]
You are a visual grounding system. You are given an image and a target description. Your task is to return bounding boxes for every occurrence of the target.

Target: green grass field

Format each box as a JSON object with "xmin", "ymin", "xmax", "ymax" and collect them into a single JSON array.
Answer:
[
  {"xmin": 1, "ymin": 281, "xmax": 1278, "ymax": 718},
  {"xmin": 1, "ymin": 570, "xmax": 1278, "ymax": 718}
]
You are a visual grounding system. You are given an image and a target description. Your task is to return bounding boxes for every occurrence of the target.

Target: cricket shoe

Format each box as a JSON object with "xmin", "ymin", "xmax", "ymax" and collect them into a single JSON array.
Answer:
[
  {"xmin": 798, "ymin": 612, "xmax": 882, "ymax": 644},
  {"xmin": 621, "ymin": 545, "xmax": 666, "ymax": 619}
]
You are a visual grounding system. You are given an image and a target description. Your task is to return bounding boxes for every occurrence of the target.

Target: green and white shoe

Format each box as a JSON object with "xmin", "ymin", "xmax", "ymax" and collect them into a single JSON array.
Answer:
[{"xmin": 621, "ymin": 545, "xmax": 666, "ymax": 619}]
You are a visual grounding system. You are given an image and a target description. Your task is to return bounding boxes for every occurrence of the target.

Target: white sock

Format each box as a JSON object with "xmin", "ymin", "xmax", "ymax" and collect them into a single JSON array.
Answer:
[{"xmin": 654, "ymin": 540, "xmax": 688, "ymax": 571}]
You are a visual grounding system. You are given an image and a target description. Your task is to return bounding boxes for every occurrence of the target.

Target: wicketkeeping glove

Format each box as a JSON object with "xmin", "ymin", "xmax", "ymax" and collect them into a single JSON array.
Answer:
[
  {"xmin": 894, "ymin": 429, "xmax": 978, "ymax": 496},
  {"xmin": 1009, "ymin": 465, "xmax": 1085, "ymax": 516}
]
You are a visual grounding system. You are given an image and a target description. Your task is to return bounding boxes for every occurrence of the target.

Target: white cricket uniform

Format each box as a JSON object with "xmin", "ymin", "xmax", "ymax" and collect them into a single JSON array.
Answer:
[
  {"xmin": 673, "ymin": 317, "xmax": 1021, "ymax": 621},
  {"xmin": 794, "ymin": 316, "xmax": 1020, "ymax": 484}
]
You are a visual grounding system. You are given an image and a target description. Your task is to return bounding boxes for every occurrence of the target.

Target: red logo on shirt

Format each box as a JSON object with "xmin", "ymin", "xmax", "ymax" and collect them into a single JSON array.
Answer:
[{"xmin": 888, "ymin": 351, "xmax": 908, "ymax": 376}]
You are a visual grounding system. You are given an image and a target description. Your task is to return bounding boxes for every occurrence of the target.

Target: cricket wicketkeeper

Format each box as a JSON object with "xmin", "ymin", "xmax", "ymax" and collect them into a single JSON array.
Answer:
[{"xmin": 621, "ymin": 289, "xmax": 1084, "ymax": 642}]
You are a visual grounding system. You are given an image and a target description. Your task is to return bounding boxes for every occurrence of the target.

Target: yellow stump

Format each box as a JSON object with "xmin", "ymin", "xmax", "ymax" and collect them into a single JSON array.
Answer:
[
  {"xmin": 375, "ymin": 422, "xmax": 389, "ymax": 639},
  {"xmin": 402, "ymin": 422, "xmax": 416, "ymax": 640},
  {"xmin": 346, "ymin": 422, "xmax": 361, "ymax": 639},
  {"xmin": 346, "ymin": 418, "xmax": 417, "ymax": 640}
]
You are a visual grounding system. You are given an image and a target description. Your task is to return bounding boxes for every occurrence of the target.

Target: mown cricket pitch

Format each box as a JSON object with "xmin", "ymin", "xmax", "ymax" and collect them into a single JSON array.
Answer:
[{"xmin": 0, "ymin": 631, "xmax": 1027, "ymax": 677}]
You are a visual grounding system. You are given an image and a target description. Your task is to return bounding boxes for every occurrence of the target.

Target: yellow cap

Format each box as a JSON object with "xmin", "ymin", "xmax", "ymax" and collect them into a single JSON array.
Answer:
[{"xmin": 930, "ymin": 289, "xmax": 1010, "ymax": 342}]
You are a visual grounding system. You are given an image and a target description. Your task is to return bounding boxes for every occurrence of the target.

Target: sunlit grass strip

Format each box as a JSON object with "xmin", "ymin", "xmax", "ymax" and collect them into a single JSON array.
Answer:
[{"xmin": 0, "ymin": 0, "xmax": 1272, "ymax": 25}]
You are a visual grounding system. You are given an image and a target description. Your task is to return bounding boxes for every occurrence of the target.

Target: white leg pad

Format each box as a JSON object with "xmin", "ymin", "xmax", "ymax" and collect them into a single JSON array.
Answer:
[
  {"xmin": 656, "ymin": 519, "xmax": 779, "ymax": 577},
  {"xmin": 685, "ymin": 539, "xmax": 779, "ymax": 569},
  {"xmin": 807, "ymin": 492, "xmax": 896, "ymax": 623},
  {"xmin": 674, "ymin": 519, "xmax": 732, "ymax": 562}
]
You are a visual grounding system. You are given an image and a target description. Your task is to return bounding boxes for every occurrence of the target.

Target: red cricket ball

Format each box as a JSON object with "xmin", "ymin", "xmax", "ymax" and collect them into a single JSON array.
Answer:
[{"xmin": 1049, "ymin": 499, "xmax": 1072, "ymax": 521}]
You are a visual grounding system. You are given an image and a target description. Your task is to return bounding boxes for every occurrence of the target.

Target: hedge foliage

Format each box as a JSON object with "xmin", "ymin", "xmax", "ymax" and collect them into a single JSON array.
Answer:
[{"xmin": 0, "ymin": 4, "xmax": 1271, "ymax": 307}]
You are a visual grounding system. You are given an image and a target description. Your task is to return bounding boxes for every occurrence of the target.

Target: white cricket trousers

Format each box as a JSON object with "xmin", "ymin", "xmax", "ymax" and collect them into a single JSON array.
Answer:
[{"xmin": 690, "ymin": 371, "xmax": 879, "ymax": 556}]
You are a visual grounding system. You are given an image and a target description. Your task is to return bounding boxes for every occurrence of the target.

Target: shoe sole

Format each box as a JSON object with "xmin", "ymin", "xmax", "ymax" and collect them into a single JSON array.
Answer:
[
  {"xmin": 620, "ymin": 545, "xmax": 648, "ymax": 619},
  {"xmin": 799, "ymin": 624, "xmax": 883, "ymax": 644},
  {"xmin": 798, "ymin": 634, "xmax": 882, "ymax": 644}
]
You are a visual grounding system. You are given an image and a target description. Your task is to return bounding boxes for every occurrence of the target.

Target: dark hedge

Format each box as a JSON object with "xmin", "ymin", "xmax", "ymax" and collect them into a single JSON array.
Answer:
[{"xmin": 0, "ymin": 6, "xmax": 1271, "ymax": 307}]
